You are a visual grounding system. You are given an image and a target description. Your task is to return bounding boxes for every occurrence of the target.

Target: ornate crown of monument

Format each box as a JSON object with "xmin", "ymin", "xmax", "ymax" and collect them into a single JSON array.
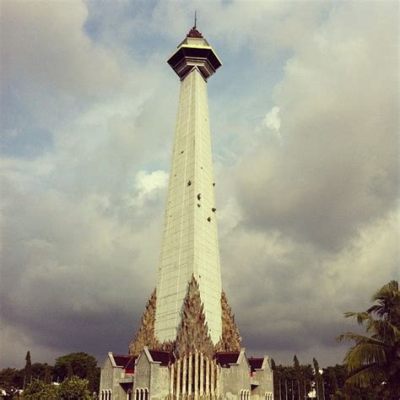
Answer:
[{"xmin": 167, "ymin": 27, "xmax": 222, "ymax": 80}]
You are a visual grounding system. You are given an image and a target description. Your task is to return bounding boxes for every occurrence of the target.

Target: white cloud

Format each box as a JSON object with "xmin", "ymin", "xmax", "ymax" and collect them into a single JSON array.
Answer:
[
  {"xmin": 263, "ymin": 106, "xmax": 281, "ymax": 133},
  {"xmin": 217, "ymin": 197, "xmax": 243, "ymax": 237},
  {"xmin": 130, "ymin": 170, "xmax": 169, "ymax": 208}
]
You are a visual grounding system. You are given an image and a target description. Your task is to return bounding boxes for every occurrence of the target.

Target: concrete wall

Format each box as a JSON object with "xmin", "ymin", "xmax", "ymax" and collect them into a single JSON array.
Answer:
[
  {"xmin": 220, "ymin": 354, "xmax": 251, "ymax": 399},
  {"xmin": 251, "ymin": 371, "xmax": 274, "ymax": 400},
  {"xmin": 99, "ymin": 356, "xmax": 114, "ymax": 394},
  {"xmin": 150, "ymin": 364, "xmax": 170, "ymax": 400},
  {"xmin": 134, "ymin": 353, "xmax": 151, "ymax": 392},
  {"xmin": 99, "ymin": 355, "xmax": 127, "ymax": 400}
]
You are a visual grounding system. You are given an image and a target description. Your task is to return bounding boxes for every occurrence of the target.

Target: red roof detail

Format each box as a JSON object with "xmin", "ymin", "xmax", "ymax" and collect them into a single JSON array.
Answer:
[
  {"xmin": 149, "ymin": 350, "xmax": 175, "ymax": 366},
  {"xmin": 113, "ymin": 355, "xmax": 131, "ymax": 367},
  {"xmin": 125, "ymin": 356, "xmax": 137, "ymax": 374},
  {"xmin": 112, "ymin": 354, "xmax": 136, "ymax": 373},
  {"xmin": 215, "ymin": 352, "xmax": 240, "ymax": 367},
  {"xmin": 248, "ymin": 357, "xmax": 264, "ymax": 372},
  {"xmin": 187, "ymin": 27, "xmax": 203, "ymax": 38}
]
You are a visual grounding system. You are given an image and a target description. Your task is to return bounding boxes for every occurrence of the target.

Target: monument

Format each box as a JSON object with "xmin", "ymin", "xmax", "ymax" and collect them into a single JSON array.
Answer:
[{"xmin": 99, "ymin": 23, "xmax": 274, "ymax": 400}]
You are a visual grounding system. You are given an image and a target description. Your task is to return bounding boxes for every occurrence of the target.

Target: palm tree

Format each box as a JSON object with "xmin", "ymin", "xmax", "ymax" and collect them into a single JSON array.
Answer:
[{"xmin": 338, "ymin": 280, "xmax": 400, "ymax": 398}]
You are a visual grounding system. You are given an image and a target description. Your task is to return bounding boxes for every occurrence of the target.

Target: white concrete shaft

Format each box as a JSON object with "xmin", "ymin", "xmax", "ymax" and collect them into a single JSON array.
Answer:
[{"xmin": 155, "ymin": 66, "xmax": 222, "ymax": 344}]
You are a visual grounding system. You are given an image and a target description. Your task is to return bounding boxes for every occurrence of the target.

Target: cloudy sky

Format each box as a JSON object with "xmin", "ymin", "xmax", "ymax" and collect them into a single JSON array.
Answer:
[{"xmin": 1, "ymin": 0, "xmax": 399, "ymax": 369}]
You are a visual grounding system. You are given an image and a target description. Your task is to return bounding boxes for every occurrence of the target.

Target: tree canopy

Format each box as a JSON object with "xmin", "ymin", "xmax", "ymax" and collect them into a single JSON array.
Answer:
[
  {"xmin": 54, "ymin": 352, "xmax": 99, "ymax": 392},
  {"xmin": 22, "ymin": 379, "xmax": 58, "ymax": 400},
  {"xmin": 23, "ymin": 351, "xmax": 32, "ymax": 389},
  {"xmin": 0, "ymin": 351, "xmax": 100, "ymax": 397},
  {"xmin": 22, "ymin": 377, "xmax": 91, "ymax": 400}
]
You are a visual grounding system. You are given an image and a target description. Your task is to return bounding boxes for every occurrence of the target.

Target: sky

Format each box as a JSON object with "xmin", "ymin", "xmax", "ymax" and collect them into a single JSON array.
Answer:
[{"xmin": 0, "ymin": 0, "xmax": 399, "ymax": 369}]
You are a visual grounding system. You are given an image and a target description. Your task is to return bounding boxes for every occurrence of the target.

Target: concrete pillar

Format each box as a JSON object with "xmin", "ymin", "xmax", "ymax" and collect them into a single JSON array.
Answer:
[
  {"xmin": 183, "ymin": 356, "xmax": 187, "ymax": 397},
  {"xmin": 215, "ymin": 365, "xmax": 220, "ymax": 398},
  {"xmin": 170, "ymin": 363, "xmax": 175, "ymax": 398},
  {"xmin": 194, "ymin": 351, "xmax": 199, "ymax": 400},
  {"xmin": 200, "ymin": 353, "xmax": 204, "ymax": 396},
  {"xmin": 176, "ymin": 359, "xmax": 181, "ymax": 399},
  {"xmin": 188, "ymin": 353, "xmax": 193, "ymax": 397},
  {"xmin": 205, "ymin": 357, "xmax": 210, "ymax": 395},
  {"xmin": 210, "ymin": 360, "xmax": 215, "ymax": 397}
]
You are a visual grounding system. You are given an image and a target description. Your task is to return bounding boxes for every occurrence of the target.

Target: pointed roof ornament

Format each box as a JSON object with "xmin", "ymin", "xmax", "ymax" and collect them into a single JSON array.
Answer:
[
  {"xmin": 169, "ymin": 19, "xmax": 222, "ymax": 80},
  {"xmin": 187, "ymin": 11, "xmax": 203, "ymax": 38}
]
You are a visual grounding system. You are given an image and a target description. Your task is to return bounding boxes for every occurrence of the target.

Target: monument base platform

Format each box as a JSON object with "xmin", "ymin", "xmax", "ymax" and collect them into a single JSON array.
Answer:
[{"xmin": 100, "ymin": 347, "xmax": 274, "ymax": 400}]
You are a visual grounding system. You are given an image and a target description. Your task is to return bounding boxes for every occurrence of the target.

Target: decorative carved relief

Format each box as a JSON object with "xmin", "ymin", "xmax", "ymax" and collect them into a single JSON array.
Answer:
[
  {"xmin": 128, "ymin": 289, "xmax": 159, "ymax": 356},
  {"xmin": 216, "ymin": 291, "xmax": 242, "ymax": 352},
  {"xmin": 174, "ymin": 276, "xmax": 214, "ymax": 358},
  {"xmin": 129, "ymin": 282, "xmax": 242, "ymax": 357}
]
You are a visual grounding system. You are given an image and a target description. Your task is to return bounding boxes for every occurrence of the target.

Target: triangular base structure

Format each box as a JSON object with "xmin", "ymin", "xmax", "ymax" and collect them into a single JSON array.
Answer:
[{"xmin": 129, "ymin": 277, "xmax": 242, "ymax": 358}]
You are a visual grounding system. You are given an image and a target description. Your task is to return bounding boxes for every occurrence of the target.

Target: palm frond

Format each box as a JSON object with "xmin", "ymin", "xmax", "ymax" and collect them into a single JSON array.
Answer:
[
  {"xmin": 344, "ymin": 311, "xmax": 370, "ymax": 326},
  {"xmin": 372, "ymin": 280, "xmax": 398, "ymax": 304},
  {"xmin": 337, "ymin": 332, "xmax": 387, "ymax": 347},
  {"xmin": 370, "ymin": 319, "xmax": 399, "ymax": 343},
  {"xmin": 344, "ymin": 342, "xmax": 387, "ymax": 371},
  {"xmin": 368, "ymin": 280, "xmax": 400, "ymax": 323},
  {"xmin": 345, "ymin": 363, "xmax": 383, "ymax": 387}
]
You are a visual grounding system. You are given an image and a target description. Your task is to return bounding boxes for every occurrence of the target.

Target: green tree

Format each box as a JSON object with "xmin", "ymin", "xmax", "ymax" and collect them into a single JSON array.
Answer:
[
  {"xmin": 22, "ymin": 380, "xmax": 58, "ymax": 400},
  {"xmin": 293, "ymin": 355, "xmax": 302, "ymax": 399},
  {"xmin": 44, "ymin": 365, "xmax": 52, "ymax": 384},
  {"xmin": 31, "ymin": 363, "xmax": 53, "ymax": 382},
  {"xmin": 67, "ymin": 363, "xmax": 73, "ymax": 379},
  {"xmin": 291, "ymin": 356, "xmax": 313, "ymax": 400},
  {"xmin": 54, "ymin": 352, "xmax": 99, "ymax": 392},
  {"xmin": 270, "ymin": 358, "xmax": 284, "ymax": 400},
  {"xmin": 59, "ymin": 376, "xmax": 91, "ymax": 400},
  {"xmin": 312, "ymin": 358, "xmax": 323, "ymax": 400},
  {"xmin": 301, "ymin": 364, "xmax": 314, "ymax": 399},
  {"xmin": 24, "ymin": 351, "xmax": 32, "ymax": 389},
  {"xmin": 0, "ymin": 368, "xmax": 24, "ymax": 393},
  {"xmin": 338, "ymin": 280, "xmax": 400, "ymax": 399},
  {"xmin": 328, "ymin": 368, "xmax": 339, "ymax": 397}
]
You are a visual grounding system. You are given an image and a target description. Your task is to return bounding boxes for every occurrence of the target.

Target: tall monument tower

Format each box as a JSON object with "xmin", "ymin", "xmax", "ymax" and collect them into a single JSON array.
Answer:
[
  {"xmin": 154, "ymin": 25, "xmax": 223, "ymax": 345},
  {"xmin": 128, "ymin": 24, "xmax": 241, "ymax": 359},
  {"xmin": 100, "ymin": 24, "xmax": 274, "ymax": 400}
]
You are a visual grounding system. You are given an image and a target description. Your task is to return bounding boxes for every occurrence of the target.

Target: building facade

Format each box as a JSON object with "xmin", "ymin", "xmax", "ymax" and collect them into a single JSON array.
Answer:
[
  {"xmin": 100, "ymin": 24, "xmax": 274, "ymax": 400},
  {"xmin": 100, "ymin": 348, "xmax": 273, "ymax": 400}
]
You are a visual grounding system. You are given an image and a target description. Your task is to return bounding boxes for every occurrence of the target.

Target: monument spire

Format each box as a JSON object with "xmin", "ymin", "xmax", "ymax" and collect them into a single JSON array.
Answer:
[
  {"xmin": 101, "ymin": 25, "xmax": 274, "ymax": 400},
  {"xmin": 154, "ymin": 27, "xmax": 222, "ymax": 344},
  {"xmin": 99, "ymin": 24, "xmax": 273, "ymax": 400}
]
